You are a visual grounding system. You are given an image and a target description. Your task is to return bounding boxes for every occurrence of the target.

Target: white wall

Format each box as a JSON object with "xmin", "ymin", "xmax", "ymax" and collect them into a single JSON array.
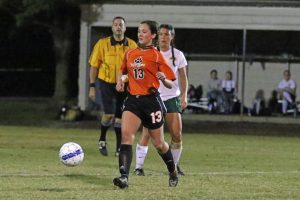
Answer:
[{"xmin": 87, "ymin": 4, "xmax": 300, "ymax": 30}]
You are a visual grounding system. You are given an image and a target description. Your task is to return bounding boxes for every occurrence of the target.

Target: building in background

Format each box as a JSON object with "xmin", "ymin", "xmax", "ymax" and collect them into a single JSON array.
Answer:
[{"xmin": 78, "ymin": 0, "xmax": 300, "ymax": 111}]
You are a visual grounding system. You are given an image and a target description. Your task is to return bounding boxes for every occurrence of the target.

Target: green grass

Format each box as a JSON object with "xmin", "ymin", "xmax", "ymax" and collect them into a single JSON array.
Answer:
[{"xmin": 1, "ymin": 125, "xmax": 300, "ymax": 200}]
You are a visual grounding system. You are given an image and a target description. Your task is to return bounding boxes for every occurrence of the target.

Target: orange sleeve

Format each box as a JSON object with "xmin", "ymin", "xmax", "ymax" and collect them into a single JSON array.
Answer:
[{"xmin": 157, "ymin": 52, "xmax": 176, "ymax": 81}]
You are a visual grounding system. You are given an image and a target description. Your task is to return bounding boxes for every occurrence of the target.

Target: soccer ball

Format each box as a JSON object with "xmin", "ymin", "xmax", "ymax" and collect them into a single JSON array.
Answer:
[{"xmin": 59, "ymin": 142, "xmax": 84, "ymax": 167}]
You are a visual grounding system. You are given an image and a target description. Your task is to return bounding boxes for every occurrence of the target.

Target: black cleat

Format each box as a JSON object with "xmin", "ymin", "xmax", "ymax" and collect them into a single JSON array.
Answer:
[
  {"xmin": 133, "ymin": 168, "xmax": 145, "ymax": 176},
  {"xmin": 98, "ymin": 141, "xmax": 108, "ymax": 156},
  {"xmin": 113, "ymin": 176, "xmax": 128, "ymax": 189},
  {"xmin": 169, "ymin": 171, "xmax": 179, "ymax": 187},
  {"xmin": 177, "ymin": 165, "xmax": 185, "ymax": 176}
]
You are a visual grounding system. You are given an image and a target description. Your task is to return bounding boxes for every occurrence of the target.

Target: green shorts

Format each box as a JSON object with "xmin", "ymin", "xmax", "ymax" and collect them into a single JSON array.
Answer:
[{"xmin": 164, "ymin": 97, "xmax": 181, "ymax": 113}]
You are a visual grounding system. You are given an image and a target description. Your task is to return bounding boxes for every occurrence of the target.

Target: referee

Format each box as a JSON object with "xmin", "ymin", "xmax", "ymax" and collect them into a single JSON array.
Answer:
[{"xmin": 88, "ymin": 16, "xmax": 137, "ymax": 156}]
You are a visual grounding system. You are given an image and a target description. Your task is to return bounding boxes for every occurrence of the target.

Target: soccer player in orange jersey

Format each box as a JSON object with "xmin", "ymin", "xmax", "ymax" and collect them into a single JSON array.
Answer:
[
  {"xmin": 134, "ymin": 24, "xmax": 188, "ymax": 177},
  {"xmin": 113, "ymin": 20, "xmax": 179, "ymax": 189}
]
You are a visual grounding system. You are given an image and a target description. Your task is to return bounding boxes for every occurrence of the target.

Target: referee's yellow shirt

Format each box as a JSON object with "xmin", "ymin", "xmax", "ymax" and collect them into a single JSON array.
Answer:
[{"xmin": 89, "ymin": 36, "xmax": 137, "ymax": 84}]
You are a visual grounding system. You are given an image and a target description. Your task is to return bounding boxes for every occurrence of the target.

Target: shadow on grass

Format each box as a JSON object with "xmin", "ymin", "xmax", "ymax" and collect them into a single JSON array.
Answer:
[
  {"xmin": 64, "ymin": 174, "xmax": 111, "ymax": 186},
  {"xmin": 38, "ymin": 188, "xmax": 65, "ymax": 192}
]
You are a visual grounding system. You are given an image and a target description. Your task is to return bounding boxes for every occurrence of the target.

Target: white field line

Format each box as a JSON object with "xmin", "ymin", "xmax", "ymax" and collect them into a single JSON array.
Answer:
[{"xmin": 1, "ymin": 170, "xmax": 300, "ymax": 177}]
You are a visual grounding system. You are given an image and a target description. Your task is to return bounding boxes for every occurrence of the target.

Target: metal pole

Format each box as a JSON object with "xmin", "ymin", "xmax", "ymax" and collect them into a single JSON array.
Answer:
[
  {"xmin": 240, "ymin": 29, "xmax": 247, "ymax": 116},
  {"xmin": 235, "ymin": 59, "xmax": 239, "ymax": 96}
]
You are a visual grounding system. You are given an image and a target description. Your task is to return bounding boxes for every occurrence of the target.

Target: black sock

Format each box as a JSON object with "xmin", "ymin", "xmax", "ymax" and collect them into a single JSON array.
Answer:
[
  {"xmin": 99, "ymin": 124, "xmax": 110, "ymax": 141},
  {"xmin": 119, "ymin": 144, "xmax": 132, "ymax": 177},
  {"xmin": 159, "ymin": 148, "xmax": 175, "ymax": 173},
  {"xmin": 114, "ymin": 127, "xmax": 122, "ymax": 152}
]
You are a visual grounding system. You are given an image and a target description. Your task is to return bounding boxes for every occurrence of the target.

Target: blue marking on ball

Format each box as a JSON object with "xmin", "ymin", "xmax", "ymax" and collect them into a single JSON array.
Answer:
[{"xmin": 62, "ymin": 149, "xmax": 83, "ymax": 160}]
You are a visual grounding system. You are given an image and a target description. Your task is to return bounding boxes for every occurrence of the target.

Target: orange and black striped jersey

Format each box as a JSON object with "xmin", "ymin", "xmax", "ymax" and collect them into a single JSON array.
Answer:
[
  {"xmin": 89, "ymin": 36, "xmax": 137, "ymax": 84},
  {"xmin": 121, "ymin": 47, "xmax": 176, "ymax": 95}
]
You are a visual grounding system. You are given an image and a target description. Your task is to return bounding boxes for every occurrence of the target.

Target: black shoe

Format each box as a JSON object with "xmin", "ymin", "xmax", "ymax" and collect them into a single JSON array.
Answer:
[
  {"xmin": 177, "ymin": 165, "xmax": 185, "ymax": 176},
  {"xmin": 169, "ymin": 171, "xmax": 178, "ymax": 187},
  {"xmin": 133, "ymin": 168, "xmax": 145, "ymax": 176},
  {"xmin": 98, "ymin": 141, "xmax": 108, "ymax": 156},
  {"xmin": 113, "ymin": 176, "xmax": 128, "ymax": 189}
]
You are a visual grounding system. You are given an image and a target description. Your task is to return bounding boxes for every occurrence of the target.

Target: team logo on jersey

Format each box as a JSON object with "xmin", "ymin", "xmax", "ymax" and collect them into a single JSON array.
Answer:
[{"xmin": 130, "ymin": 56, "xmax": 145, "ymax": 67}]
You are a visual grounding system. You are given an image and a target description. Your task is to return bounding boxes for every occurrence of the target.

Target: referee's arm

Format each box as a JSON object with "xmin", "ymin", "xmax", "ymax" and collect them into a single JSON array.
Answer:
[{"xmin": 88, "ymin": 66, "xmax": 98, "ymax": 102}]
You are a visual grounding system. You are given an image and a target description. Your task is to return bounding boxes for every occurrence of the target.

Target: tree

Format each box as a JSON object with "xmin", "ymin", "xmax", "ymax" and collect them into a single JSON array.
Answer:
[{"xmin": 0, "ymin": 0, "xmax": 103, "ymax": 102}]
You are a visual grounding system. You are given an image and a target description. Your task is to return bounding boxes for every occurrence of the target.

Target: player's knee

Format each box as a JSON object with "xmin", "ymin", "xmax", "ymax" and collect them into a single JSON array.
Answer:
[
  {"xmin": 101, "ymin": 114, "xmax": 114, "ymax": 126},
  {"xmin": 153, "ymin": 141, "xmax": 167, "ymax": 152},
  {"xmin": 152, "ymin": 141, "xmax": 162, "ymax": 151},
  {"xmin": 139, "ymin": 137, "xmax": 149, "ymax": 146},
  {"xmin": 114, "ymin": 118, "xmax": 122, "ymax": 128},
  {"xmin": 170, "ymin": 132, "xmax": 182, "ymax": 143},
  {"xmin": 121, "ymin": 132, "xmax": 135, "ymax": 144},
  {"xmin": 170, "ymin": 140, "xmax": 182, "ymax": 149},
  {"xmin": 139, "ymin": 130, "xmax": 150, "ymax": 146}
]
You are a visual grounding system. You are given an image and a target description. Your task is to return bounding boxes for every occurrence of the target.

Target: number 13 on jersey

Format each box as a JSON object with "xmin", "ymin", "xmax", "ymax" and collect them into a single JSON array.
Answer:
[
  {"xmin": 133, "ymin": 68, "xmax": 144, "ymax": 79},
  {"xmin": 150, "ymin": 111, "xmax": 162, "ymax": 124}
]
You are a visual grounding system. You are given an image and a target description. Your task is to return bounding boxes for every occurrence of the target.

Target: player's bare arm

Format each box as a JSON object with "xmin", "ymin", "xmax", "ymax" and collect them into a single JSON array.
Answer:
[
  {"xmin": 178, "ymin": 67, "xmax": 188, "ymax": 110},
  {"xmin": 157, "ymin": 71, "xmax": 174, "ymax": 89},
  {"xmin": 116, "ymin": 71, "xmax": 125, "ymax": 92}
]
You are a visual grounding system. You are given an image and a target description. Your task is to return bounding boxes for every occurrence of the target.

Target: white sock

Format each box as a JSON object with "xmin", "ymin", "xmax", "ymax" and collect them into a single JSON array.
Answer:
[
  {"xmin": 171, "ymin": 147, "xmax": 182, "ymax": 166},
  {"xmin": 135, "ymin": 144, "xmax": 148, "ymax": 169}
]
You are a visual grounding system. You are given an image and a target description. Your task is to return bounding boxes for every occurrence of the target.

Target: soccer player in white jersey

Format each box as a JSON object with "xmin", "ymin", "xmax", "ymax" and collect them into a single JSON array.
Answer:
[
  {"xmin": 277, "ymin": 70, "xmax": 297, "ymax": 115},
  {"xmin": 134, "ymin": 24, "xmax": 188, "ymax": 176}
]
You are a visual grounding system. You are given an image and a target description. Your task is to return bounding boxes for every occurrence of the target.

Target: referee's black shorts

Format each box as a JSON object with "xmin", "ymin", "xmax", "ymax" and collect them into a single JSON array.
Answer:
[
  {"xmin": 123, "ymin": 93, "xmax": 166, "ymax": 129},
  {"xmin": 98, "ymin": 79, "xmax": 126, "ymax": 119}
]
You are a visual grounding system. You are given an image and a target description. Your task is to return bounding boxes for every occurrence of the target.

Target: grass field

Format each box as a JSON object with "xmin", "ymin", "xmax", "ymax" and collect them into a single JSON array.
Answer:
[{"xmin": 1, "ymin": 125, "xmax": 300, "ymax": 200}]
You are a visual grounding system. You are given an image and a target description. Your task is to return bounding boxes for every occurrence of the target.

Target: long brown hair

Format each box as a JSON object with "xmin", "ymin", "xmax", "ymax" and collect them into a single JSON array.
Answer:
[{"xmin": 159, "ymin": 24, "xmax": 176, "ymax": 66}]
